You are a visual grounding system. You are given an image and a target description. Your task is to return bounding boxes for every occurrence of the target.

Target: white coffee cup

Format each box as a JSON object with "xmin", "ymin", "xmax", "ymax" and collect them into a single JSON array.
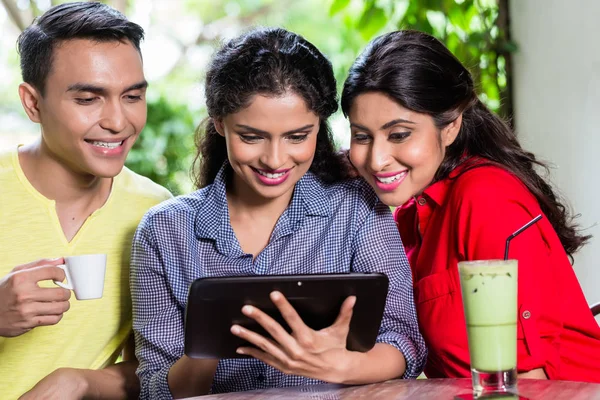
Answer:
[{"xmin": 53, "ymin": 254, "xmax": 107, "ymax": 300}]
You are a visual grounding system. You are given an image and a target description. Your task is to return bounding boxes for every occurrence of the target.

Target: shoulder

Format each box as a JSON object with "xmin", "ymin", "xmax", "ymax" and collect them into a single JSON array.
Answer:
[
  {"xmin": 138, "ymin": 185, "xmax": 211, "ymax": 227},
  {"xmin": 450, "ymin": 164, "xmax": 537, "ymax": 206},
  {"xmin": 0, "ymin": 149, "xmax": 16, "ymax": 177},
  {"xmin": 318, "ymin": 177, "xmax": 389, "ymax": 227},
  {"xmin": 445, "ymin": 164, "xmax": 543, "ymax": 223},
  {"xmin": 321, "ymin": 177, "xmax": 379, "ymax": 208},
  {"xmin": 116, "ymin": 167, "xmax": 173, "ymax": 205}
]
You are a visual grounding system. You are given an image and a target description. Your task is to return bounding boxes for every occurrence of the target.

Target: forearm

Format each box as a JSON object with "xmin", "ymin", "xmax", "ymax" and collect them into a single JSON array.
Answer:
[
  {"xmin": 519, "ymin": 368, "xmax": 548, "ymax": 379},
  {"xmin": 77, "ymin": 361, "xmax": 139, "ymax": 399},
  {"xmin": 167, "ymin": 355, "xmax": 218, "ymax": 399},
  {"xmin": 339, "ymin": 343, "xmax": 406, "ymax": 385}
]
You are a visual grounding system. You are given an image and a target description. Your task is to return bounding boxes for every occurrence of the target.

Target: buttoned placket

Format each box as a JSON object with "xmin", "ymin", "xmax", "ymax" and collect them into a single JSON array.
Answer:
[{"xmin": 415, "ymin": 195, "xmax": 433, "ymax": 238}]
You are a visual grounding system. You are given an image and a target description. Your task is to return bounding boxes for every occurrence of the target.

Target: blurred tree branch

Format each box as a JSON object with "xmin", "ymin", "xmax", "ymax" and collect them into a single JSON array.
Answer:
[
  {"xmin": 163, "ymin": 1, "xmax": 288, "ymax": 78},
  {"xmin": 1, "ymin": 0, "xmax": 26, "ymax": 31},
  {"xmin": 107, "ymin": 0, "xmax": 128, "ymax": 13},
  {"xmin": 1, "ymin": 0, "xmax": 130, "ymax": 33},
  {"xmin": 332, "ymin": 0, "xmax": 516, "ymax": 118}
]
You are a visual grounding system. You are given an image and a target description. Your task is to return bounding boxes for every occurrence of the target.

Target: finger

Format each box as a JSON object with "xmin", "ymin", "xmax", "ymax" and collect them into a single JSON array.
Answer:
[
  {"xmin": 241, "ymin": 303, "xmax": 299, "ymax": 352},
  {"xmin": 24, "ymin": 300, "xmax": 70, "ymax": 318},
  {"xmin": 332, "ymin": 296, "xmax": 356, "ymax": 330},
  {"xmin": 231, "ymin": 324, "xmax": 289, "ymax": 361},
  {"xmin": 270, "ymin": 291, "xmax": 311, "ymax": 336},
  {"xmin": 236, "ymin": 346, "xmax": 289, "ymax": 373},
  {"xmin": 25, "ymin": 313, "xmax": 65, "ymax": 329},
  {"xmin": 13, "ymin": 258, "xmax": 64, "ymax": 272},
  {"xmin": 30, "ymin": 287, "xmax": 72, "ymax": 302},
  {"xmin": 21, "ymin": 265, "xmax": 67, "ymax": 285}
]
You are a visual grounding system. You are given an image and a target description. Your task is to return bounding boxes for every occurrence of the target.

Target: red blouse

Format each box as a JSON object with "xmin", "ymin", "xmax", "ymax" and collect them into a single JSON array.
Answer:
[{"xmin": 394, "ymin": 161, "xmax": 600, "ymax": 382}]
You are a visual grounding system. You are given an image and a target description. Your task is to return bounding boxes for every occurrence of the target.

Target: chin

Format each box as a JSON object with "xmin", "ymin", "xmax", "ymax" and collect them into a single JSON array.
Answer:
[
  {"xmin": 378, "ymin": 191, "xmax": 411, "ymax": 208},
  {"xmin": 87, "ymin": 163, "xmax": 127, "ymax": 179},
  {"xmin": 256, "ymin": 188, "xmax": 292, "ymax": 200},
  {"xmin": 251, "ymin": 183, "xmax": 295, "ymax": 200}
]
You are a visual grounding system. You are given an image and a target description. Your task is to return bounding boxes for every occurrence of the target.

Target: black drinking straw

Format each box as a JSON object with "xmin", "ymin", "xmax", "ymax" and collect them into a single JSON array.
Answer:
[{"xmin": 504, "ymin": 214, "xmax": 543, "ymax": 260}]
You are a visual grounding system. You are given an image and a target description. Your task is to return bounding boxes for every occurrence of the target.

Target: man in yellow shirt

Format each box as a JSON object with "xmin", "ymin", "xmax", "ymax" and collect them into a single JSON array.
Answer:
[{"xmin": 0, "ymin": 2, "xmax": 171, "ymax": 399}]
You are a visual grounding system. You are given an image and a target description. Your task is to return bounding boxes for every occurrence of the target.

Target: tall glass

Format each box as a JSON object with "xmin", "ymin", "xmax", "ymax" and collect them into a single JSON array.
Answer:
[{"xmin": 458, "ymin": 260, "xmax": 518, "ymax": 397}]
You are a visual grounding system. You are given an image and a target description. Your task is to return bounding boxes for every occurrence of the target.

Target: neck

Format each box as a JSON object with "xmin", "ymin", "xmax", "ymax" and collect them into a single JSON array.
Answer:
[{"xmin": 18, "ymin": 138, "xmax": 112, "ymax": 204}]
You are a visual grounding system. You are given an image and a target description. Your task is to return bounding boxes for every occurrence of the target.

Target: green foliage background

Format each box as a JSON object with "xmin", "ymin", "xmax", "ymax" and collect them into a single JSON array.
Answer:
[
  {"xmin": 128, "ymin": 0, "xmax": 514, "ymax": 195},
  {"xmin": 0, "ymin": 0, "xmax": 515, "ymax": 195}
]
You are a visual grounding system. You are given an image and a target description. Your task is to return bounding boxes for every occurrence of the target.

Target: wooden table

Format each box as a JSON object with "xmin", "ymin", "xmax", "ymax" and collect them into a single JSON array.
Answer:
[{"xmin": 191, "ymin": 378, "xmax": 600, "ymax": 400}]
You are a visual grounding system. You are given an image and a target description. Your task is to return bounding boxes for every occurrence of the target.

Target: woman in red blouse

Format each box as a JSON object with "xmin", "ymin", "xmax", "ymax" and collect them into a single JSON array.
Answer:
[{"xmin": 340, "ymin": 30, "xmax": 600, "ymax": 382}]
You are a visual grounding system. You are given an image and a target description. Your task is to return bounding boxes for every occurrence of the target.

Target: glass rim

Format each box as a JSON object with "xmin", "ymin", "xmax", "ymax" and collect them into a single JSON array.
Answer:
[{"xmin": 458, "ymin": 259, "xmax": 517, "ymax": 267}]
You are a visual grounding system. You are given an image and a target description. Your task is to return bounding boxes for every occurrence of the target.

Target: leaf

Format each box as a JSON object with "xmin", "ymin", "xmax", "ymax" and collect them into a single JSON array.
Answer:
[
  {"xmin": 357, "ymin": 4, "xmax": 388, "ymax": 40},
  {"xmin": 501, "ymin": 40, "xmax": 519, "ymax": 53},
  {"xmin": 329, "ymin": 0, "xmax": 351, "ymax": 16}
]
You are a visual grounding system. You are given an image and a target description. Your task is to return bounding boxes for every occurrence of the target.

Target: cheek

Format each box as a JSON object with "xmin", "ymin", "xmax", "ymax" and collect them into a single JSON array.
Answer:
[
  {"xmin": 302, "ymin": 144, "xmax": 318, "ymax": 163},
  {"xmin": 53, "ymin": 115, "xmax": 90, "ymax": 143},
  {"xmin": 43, "ymin": 102, "xmax": 86, "ymax": 131},
  {"xmin": 61, "ymin": 104, "xmax": 107, "ymax": 139},
  {"xmin": 129, "ymin": 104, "xmax": 147, "ymax": 133},
  {"xmin": 227, "ymin": 142, "xmax": 257, "ymax": 165},
  {"xmin": 290, "ymin": 138, "xmax": 318, "ymax": 165},
  {"xmin": 349, "ymin": 146, "xmax": 368, "ymax": 170},
  {"xmin": 404, "ymin": 138, "xmax": 443, "ymax": 170}
]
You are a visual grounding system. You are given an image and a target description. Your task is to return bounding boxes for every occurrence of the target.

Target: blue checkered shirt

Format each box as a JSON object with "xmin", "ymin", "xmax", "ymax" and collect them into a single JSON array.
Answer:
[{"xmin": 131, "ymin": 164, "xmax": 426, "ymax": 399}]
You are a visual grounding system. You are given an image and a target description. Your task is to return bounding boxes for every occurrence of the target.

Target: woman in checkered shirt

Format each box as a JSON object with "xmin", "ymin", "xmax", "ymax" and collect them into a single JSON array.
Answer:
[{"xmin": 130, "ymin": 27, "xmax": 427, "ymax": 399}]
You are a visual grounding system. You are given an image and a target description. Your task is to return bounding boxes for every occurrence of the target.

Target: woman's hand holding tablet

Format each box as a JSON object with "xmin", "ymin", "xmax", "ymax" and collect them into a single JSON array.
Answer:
[{"xmin": 231, "ymin": 291, "xmax": 357, "ymax": 382}]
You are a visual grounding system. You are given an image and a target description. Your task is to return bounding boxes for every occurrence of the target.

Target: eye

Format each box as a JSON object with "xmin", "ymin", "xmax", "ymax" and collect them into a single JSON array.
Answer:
[
  {"xmin": 351, "ymin": 132, "xmax": 372, "ymax": 144},
  {"xmin": 125, "ymin": 95, "xmax": 143, "ymax": 102},
  {"xmin": 239, "ymin": 134, "xmax": 263, "ymax": 143},
  {"xmin": 75, "ymin": 97, "xmax": 98, "ymax": 105},
  {"xmin": 389, "ymin": 132, "xmax": 411, "ymax": 142},
  {"xmin": 287, "ymin": 134, "xmax": 309, "ymax": 143}
]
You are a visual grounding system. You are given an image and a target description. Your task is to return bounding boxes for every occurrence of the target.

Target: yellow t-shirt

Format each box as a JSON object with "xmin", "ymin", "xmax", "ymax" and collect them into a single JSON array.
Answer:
[{"xmin": 0, "ymin": 148, "xmax": 172, "ymax": 399}]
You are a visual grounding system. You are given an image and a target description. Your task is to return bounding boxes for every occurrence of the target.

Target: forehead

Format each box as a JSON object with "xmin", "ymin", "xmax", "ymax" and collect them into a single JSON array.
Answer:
[
  {"xmin": 350, "ymin": 92, "xmax": 417, "ymax": 121},
  {"xmin": 227, "ymin": 93, "xmax": 319, "ymax": 131},
  {"xmin": 47, "ymin": 39, "xmax": 144, "ymax": 90}
]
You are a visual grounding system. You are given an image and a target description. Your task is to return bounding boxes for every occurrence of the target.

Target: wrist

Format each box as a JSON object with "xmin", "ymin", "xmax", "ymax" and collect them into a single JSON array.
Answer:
[
  {"xmin": 333, "ymin": 350, "xmax": 365, "ymax": 385},
  {"xmin": 58, "ymin": 368, "xmax": 90, "ymax": 398}
]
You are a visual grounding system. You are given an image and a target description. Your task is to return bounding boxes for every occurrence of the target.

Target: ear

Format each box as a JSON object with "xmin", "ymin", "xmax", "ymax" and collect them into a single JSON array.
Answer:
[
  {"xmin": 441, "ymin": 113, "xmax": 462, "ymax": 147},
  {"xmin": 212, "ymin": 118, "xmax": 226, "ymax": 137},
  {"xmin": 18, "ymin": 83, "xmax": 43, "ymax": 123}
]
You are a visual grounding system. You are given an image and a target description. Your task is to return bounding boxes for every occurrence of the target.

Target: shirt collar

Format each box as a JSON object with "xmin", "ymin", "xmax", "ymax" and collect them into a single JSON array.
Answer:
[
  {"xmin": 423, "ymin": 157, "xmax": 487, "ymax": 207},
  {"xmin": 422, "ymin": 177, "xmax": 451, "ymax": 207},
  {"xmin": 194, "ymin": 164, "xmax": 331, "ymax": 242},
  {"xmin": 194, "ymin": 163, "xmax": 230, "ymax": 241},
  {"xmin": 296, "ymin": 170, "xmax": 330, "ymax": 218}
]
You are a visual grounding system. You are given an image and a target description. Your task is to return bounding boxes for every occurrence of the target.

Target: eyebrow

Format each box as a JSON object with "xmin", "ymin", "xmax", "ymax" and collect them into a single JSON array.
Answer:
[
  {"xmin": 235, "ymin": 124, "xmax": 315, "ymax": 135},
  {"xmin": 351, "ymin": 118, "xmax": 416, "ymax": 133},
  {"xmin": 381, "ymin": 118, "xmax": 415, "ymax": 129},
  {"xmin": 66, "ymin": 80, "xmax": 148, "ymax": 95}
]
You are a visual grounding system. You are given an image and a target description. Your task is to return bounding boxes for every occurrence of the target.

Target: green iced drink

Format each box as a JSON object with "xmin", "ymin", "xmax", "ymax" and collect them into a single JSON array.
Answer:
[{"xmin": 458, "ymin": 260, "xmax": 518, "ymax": 372}]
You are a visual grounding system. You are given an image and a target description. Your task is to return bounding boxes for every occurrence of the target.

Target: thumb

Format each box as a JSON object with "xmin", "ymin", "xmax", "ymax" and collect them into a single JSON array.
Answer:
[{"xmin": 332, "ymin": 296, "xmax": 356, "ymax": 331}]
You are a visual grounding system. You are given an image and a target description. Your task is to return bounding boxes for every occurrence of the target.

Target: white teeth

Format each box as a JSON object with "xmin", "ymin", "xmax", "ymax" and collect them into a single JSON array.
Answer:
[
  {"xmin": 257, "ymin": 170, "xmax": 286, "ymax": 179},
  {"xmin": 90, "ymin": 141, "xmax": 122, "ymax": 149},
  {"xmin": 376, "ymin": 172, "xmax": 406, "ymax": 184}
]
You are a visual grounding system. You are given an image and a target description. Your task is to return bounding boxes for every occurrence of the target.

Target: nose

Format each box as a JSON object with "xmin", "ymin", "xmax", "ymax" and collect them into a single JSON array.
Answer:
[
  {"xmin": 260, "ymin": 139, "xmax": 285, "ymax": 170},
  {"xmin": 98, "ymin": 99, "xmax": 127, "ymax": 133},
  {"xmin": 368, "ymin": 138, "xmax": 392, "ymax": 172}
]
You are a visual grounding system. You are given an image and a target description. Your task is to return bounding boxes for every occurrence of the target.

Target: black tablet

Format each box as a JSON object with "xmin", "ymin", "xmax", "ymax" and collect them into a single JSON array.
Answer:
[{"xmin": 184, "ymin": 273, "xmax": 389, "ymax": 359}]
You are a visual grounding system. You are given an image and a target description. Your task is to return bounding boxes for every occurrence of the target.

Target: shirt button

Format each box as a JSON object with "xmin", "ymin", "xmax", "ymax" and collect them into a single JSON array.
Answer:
[
  {"xmin": 257, "ymin": 373, "xmax": 265, "ymax": 382},
  {"xmin": 417, "ymin": 197, "xmax": 427, "ymax": 206},
  {"xmin": 522, "ymin": 310, "xmax": 531, "ymax": 319}
]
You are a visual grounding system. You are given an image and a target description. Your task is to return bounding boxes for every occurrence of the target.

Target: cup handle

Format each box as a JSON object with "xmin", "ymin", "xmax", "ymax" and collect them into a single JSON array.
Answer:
[{"xmin": 53, "ymin": 264, "xmax": 73, "ymax": 290}]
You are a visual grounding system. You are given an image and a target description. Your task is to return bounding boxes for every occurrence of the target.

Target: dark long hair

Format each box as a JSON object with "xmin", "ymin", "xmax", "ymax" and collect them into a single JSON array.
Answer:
[
  {"xmin": 341, "ymin": 30, "xmax": 590, "ymax": 257},
  {"xmin": 193, "ymin": 27, "xmax": 350, "ymax": 188}
]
